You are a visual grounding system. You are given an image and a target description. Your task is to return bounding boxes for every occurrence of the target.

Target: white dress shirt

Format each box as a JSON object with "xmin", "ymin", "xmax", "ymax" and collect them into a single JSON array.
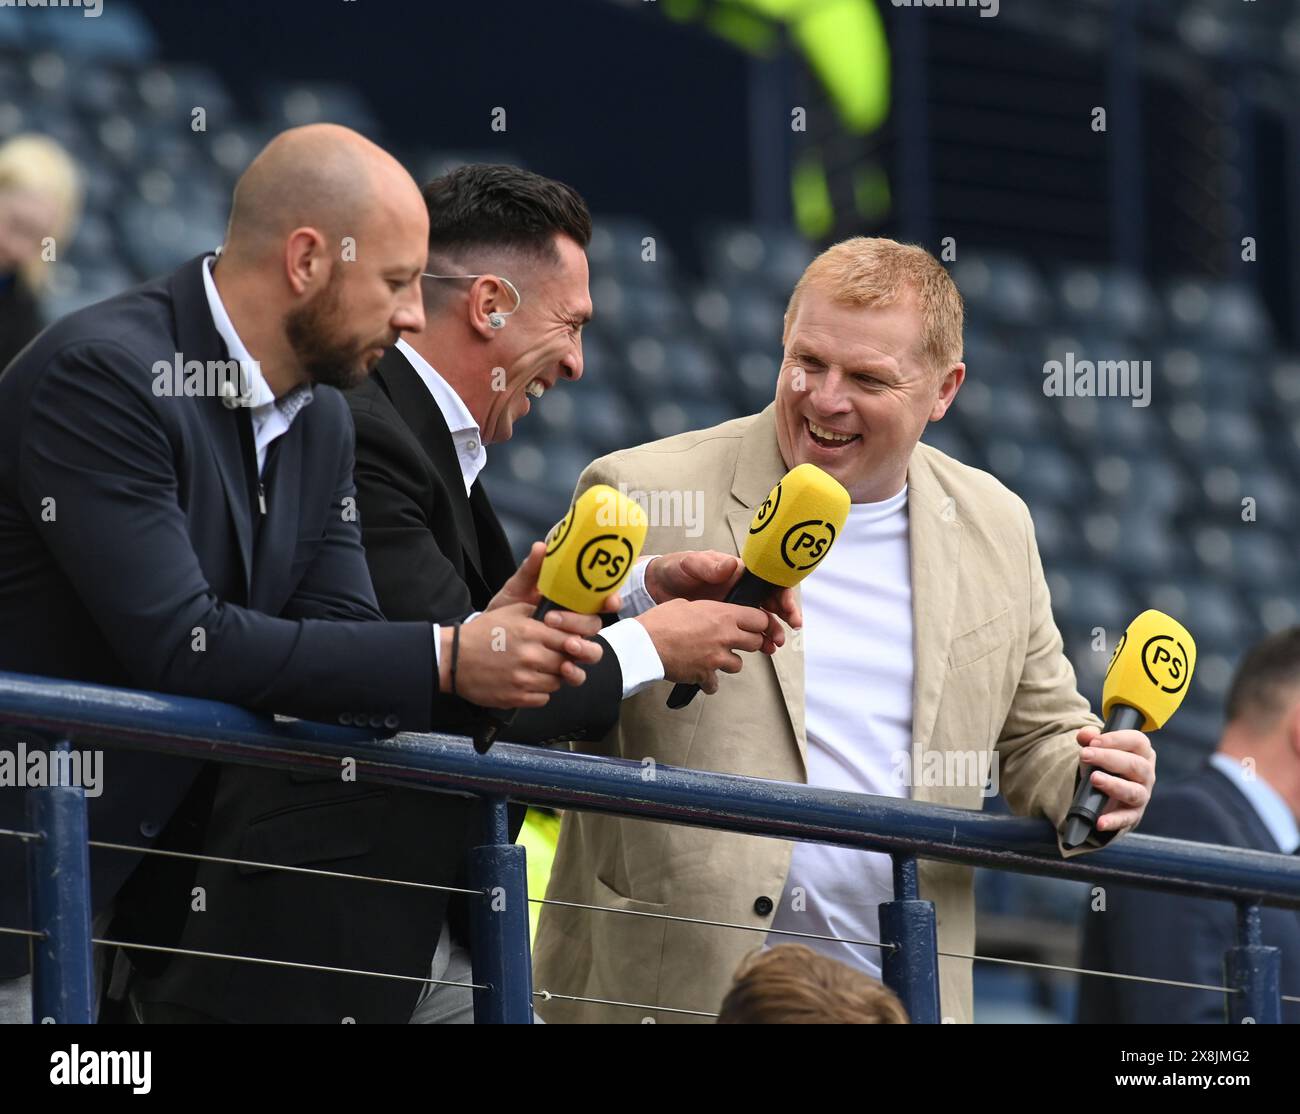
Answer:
[
  {"xmin": 395, "ymin": 340, "xmax": 663, "ymax": 696},
  {"xmin": 202, "ymin": 254, "xmax": 313, "ymax": 474},
  {"xmin": 397, "ymin": 339, "xmax": 485, "ymax": 495}
]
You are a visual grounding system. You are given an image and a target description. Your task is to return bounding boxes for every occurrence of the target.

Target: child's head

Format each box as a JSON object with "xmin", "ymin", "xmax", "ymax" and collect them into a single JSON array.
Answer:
[{"xmin": 717, "ymin": 944, "xmax": 910, "ymax": 1024}]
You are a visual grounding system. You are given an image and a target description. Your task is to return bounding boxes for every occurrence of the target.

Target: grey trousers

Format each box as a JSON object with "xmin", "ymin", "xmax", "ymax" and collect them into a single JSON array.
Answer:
[
  {"xmin": 0, "ymin": 974, "xmax": 31, "ymax": 1025},
  {"xmin": 409, "ymin": 923, "xmax": 542, "ymax": 1024}
]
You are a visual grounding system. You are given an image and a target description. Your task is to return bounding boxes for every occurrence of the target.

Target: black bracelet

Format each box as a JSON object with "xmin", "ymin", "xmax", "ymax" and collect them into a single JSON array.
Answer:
[{"xmin": 450, "ymin": 623, "xmax": 461, "ymax": 696}]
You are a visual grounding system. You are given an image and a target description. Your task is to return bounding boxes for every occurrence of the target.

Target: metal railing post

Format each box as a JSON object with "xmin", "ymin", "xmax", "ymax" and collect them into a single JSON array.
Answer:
[
  {"xmin": 467, "ymin": 796, "xmax": 533, "ymax": 1024},
  {"xmin": 27, "ymin": 740, "xmax": 93, "ymax": 1024},
  {"xmin": 1224, "ymin": 902, "xmax": 1281, "ymax": 1024},
  {"xmin": 879, "ymin": 853, "xmax": 940, "ymax": 1024}
]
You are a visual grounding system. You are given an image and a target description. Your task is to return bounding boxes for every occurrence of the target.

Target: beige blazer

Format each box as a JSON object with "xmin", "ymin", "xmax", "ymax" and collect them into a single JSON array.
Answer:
[{"xmin": 533, "ymin": 407, "xmax": 1106, "ymax": 1023}]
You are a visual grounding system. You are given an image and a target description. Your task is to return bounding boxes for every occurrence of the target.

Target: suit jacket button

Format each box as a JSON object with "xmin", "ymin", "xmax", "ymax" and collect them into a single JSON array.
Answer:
[
  {"xmin": 139, "ymin": 820, "xmax": 160, "ymax": 838},
  {"xmin": 368, "ymin": 714, "xmax": 383, "ymax": 728},
  {"xmin": 753, "ymin": 895, "xmax": 774, "ymax": 916},
  {"xmin": 383, "ymin": 715, "xmax": 399, "ymax": 729},
  {"xmin": 339, "ymin": 713, "xmax": 352, "ymax": 725}
]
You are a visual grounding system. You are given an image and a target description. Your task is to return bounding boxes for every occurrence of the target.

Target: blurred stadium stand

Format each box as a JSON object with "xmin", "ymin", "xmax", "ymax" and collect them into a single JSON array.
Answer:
[{"xmin": 4, "ymin": 0, "xmax": 1299, "ymax": 1023}]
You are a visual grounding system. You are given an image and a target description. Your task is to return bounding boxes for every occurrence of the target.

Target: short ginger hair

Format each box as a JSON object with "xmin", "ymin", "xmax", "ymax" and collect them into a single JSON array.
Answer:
[
  {"xmin": 784, "ymin": 236, "xmax": 964, "ymax": 373},
  {"xmin": 716, "ymin": 944, "xmax": 910, "ymax": 1024}
]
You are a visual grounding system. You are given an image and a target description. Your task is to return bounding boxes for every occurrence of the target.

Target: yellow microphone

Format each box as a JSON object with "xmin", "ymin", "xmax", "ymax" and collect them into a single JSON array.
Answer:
[
  {"xmin": 666, "ymin": 462, "xmax": 850, "ymax": 709},
  {"xmin": 534, "ymin": 484, "xmax": 648, "ymax": 615},
  {"xmin": 1062, "ymin": 609, "xmax": 1197, "ymax": 848},
  {"xmin": 474, "ymin": 484, "xmax": 647, "ymax": 752}
]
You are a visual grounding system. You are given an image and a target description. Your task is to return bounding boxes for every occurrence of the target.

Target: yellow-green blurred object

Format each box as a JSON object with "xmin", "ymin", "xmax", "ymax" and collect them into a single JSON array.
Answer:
[
  {"xmin": 792, "ymin": 152, "xmax": 834, "ymax": 238},
  {"xmin": 854, "ymin": 163, "xmax": 891, "ymax": 221},
  {"xmin": 517, "ymin": 807, "xmax": 561, "ymax": 948},
  {"xmin": 665, "ymin": 0, "xmax": 890, "ymax": 135},
  {"xmin": 707, "ymin": 5, "xmax": 781, "ymax": 53}
]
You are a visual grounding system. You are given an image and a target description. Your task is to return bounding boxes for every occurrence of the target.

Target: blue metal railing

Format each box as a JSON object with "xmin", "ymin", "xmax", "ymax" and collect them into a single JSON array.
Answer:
[{"xmin": 3, "ymin": 669, "xmax": 1300, "ymax": 1023}]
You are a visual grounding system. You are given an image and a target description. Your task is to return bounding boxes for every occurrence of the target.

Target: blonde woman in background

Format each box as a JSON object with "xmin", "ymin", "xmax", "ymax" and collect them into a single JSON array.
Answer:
[{"xmin": 0, "ymin": 134, "xmax": 81, "ymax": 370}]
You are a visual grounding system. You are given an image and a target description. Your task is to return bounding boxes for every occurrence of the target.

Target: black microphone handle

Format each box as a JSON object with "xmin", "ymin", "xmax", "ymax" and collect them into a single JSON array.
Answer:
[
  {"xmin": 472, "ymin": 598, "xmax": 561, "ymax": 754},
  {"xmin": 1061, "ymin": 703, "xmax": 1145, "ymax": 848},
  {"xmin": 666, "ymin": 569, "xmax": 782, "ymax": 710}
]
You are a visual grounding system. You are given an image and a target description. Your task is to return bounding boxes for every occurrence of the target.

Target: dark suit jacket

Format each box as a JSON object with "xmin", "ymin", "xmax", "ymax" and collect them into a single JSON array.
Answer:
[
  {"xmin": 1077, "ymin": 762, "xmax": 1300, "ymax": 1023},
  {"xmin": 138, "ymin": 346, "xmax": 624, "ymax": 1023},
  {"xmin": 0, "ymin": 256, "xmax": 443, "ymax": 978},
  {"xmin": 0, "ymin": 272, "xmax": 43, "ymax": 372}
]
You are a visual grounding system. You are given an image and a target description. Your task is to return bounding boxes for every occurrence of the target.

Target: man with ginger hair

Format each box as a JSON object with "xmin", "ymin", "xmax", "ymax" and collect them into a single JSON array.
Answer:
[
  {"xmin": 717, "ymin": 944, "xmax": 908, "ymax": 1024},
  {"xmin": 534, "ymin": 236, "xmax": 1158, "ymax": 1024},
  {"xmin": 0, "ymin": 125, "xmax": 606, "ymax": 1023}
]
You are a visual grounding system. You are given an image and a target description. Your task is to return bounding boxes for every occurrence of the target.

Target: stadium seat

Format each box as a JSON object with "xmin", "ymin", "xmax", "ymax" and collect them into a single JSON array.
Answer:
[
  {"xmin": 1163, "ymin": 277, "xmax": 1274, "ymax": 354},
  {"xmin": 702, "ymin": 222, "xmax": 813, "ymax": 297},
  {"xmin": 260, "ymin": 81, "xmax": 380, "ymax": 136},
  {"xmin": 1054, "ymin": 264, "xmax": 1162, "ymax": 339},
  {"xmin": 590, "ymin": 216, "xmax": 674, "ymax": 279},
  {"xmin": 952, "ymin": 253, "xmax": 1051, "ymax": 328}
]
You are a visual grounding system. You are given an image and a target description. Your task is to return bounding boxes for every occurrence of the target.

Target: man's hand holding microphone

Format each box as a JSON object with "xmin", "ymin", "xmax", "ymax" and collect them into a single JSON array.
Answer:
[
  {"xmin": 656, "ymin": 463, "xmax": 850, "ymax": 709},
  {"xmin": 1063, "ymin": 609, "xmax": 1197, "ymax": 847},
  {"xmin": 437, "ymin": 542, "xmax": 617, "ymax": 711}
]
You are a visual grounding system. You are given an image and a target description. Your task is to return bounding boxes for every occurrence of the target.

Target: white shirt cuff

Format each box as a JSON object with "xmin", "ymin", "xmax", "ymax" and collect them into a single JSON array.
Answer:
[
  {"xmin": 432, "ymin": 613, "xmax": 482, "ymax": 669},
  {"xmin": 618, "ymin": 556, "xmax": 658, "ymax": 619},
  {"xmin": 600, "ymin": 616, "xmax": 665, "ymax": 698}
]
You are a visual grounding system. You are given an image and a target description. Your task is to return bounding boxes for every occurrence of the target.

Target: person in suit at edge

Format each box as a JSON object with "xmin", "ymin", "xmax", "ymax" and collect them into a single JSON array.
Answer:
[
  {"xmin": 138, "ymin": 163, "xmax": 796, "ymax": 1024},
  {"xmin": 534, "ymin": 236, "xmax": 1160, "ymax": 1024},
  {"xmin": 0, "ymin": 125, "xmax": 607, "ymax": 1024},
  {"xmin": 0, "ymin": 133, "xmax": 82, "ymax": 371},
  {"xmin": 1078, "ymin": 627, "xmax": 1300, "ymax": 1023}
]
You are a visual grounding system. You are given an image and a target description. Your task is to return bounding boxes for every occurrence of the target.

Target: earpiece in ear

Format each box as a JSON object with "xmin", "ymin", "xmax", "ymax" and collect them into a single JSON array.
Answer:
[{"xmin": 488, "ymin": 313, "xmax": 506, "ymax": 330}]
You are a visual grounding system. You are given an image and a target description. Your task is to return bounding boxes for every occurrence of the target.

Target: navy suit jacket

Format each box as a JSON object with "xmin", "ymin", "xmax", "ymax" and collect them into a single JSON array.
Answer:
[
  {"xmin": 1077, "ymin": 762, "xmax": 1300, "ymax": 1023},
  {"xmin": 0, "ymin": 256, "xmax": 442, "ymax": 976}
]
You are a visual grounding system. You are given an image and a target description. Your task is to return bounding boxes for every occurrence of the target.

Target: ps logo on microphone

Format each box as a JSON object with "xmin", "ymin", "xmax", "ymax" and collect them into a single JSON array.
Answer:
[
  {"xmin": 749, "ymin": 482, "xmax": 782, "ymax": 535},
  {"xmin": 1141, "ymin": 635, "xmax": 1190, "ymax": 694},
  {"xmin": 577, "ymin": 534, "xmax": 634, "ymax": 592},
  {"xmin": 545, "ymin": 508, "xmax": 574, "ymax": 557},
  {"xmin": 781, "ymin": 519, "xmax": 837, "ymax": 571}
]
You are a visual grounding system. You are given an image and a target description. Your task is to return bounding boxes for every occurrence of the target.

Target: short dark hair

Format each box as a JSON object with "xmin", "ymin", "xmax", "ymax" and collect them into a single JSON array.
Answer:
[
  {"xmin": 421, "ymin": 164, "xmax": 591, "ymax": 264},
  {"xmin": 1225, "ymin": 627, "xmax": 1300, "ymax": 728}
]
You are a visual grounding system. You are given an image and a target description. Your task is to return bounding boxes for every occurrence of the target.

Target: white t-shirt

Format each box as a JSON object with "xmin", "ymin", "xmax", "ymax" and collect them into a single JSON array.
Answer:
[{"xmin": 766, "ymin": 485, "xmax": 913, "ymax": 978}]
